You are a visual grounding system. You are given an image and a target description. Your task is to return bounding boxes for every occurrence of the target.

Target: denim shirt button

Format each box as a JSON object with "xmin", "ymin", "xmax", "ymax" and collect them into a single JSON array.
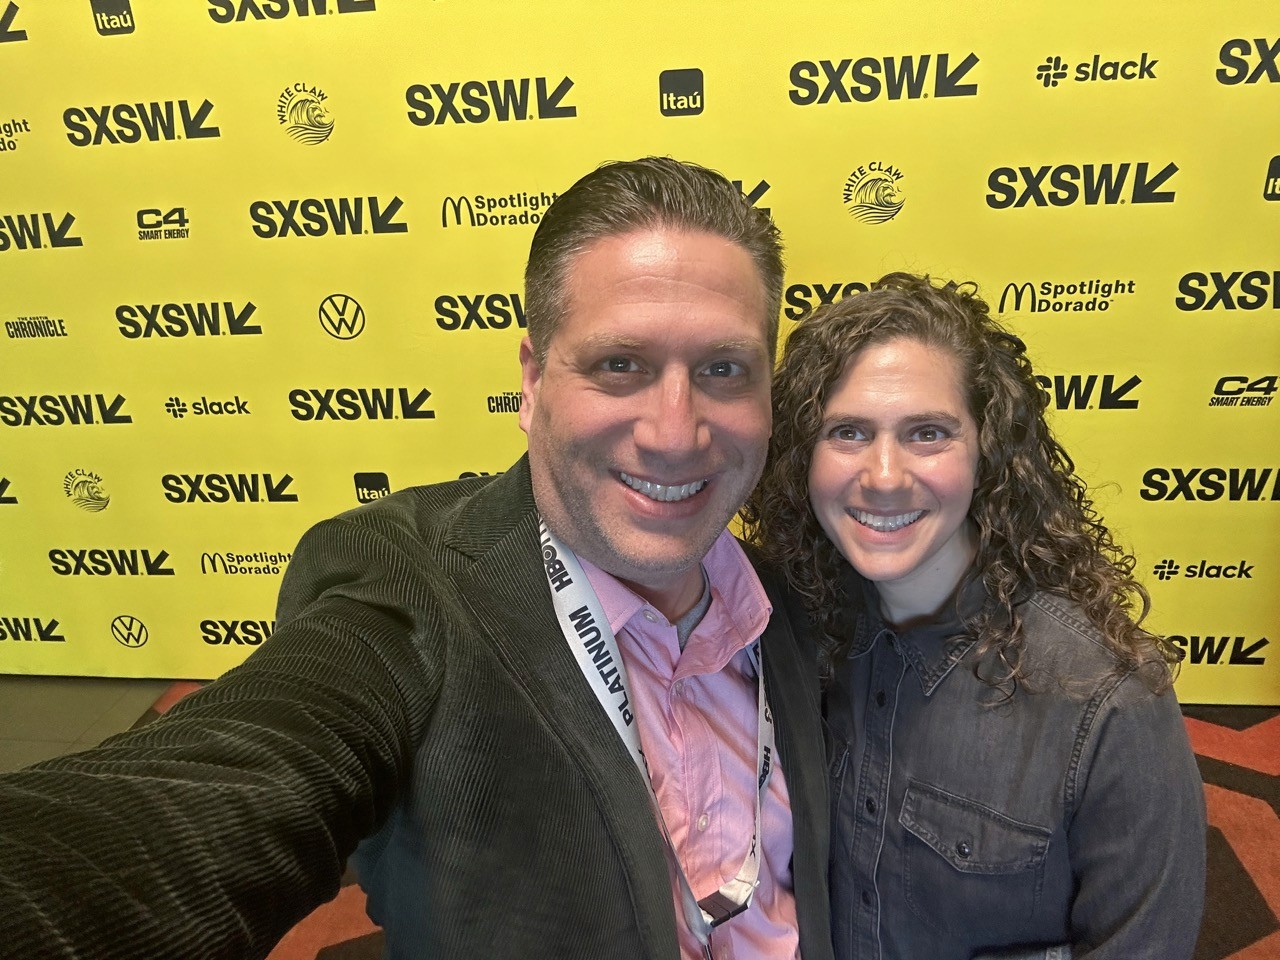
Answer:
[
  {"xmin": 861, "ymin": 889, "xmax": 871, "ymax": 906},
  {"xmin": 956, "ymin": 840, "xmax": 972, "ymax": 859},
  {"xmin": 875, "ymin": 690, "xmax": 886, "ymax": 707},
  {"xmin": 865, "ymin": 797, "xmax": 877, "ymax": 814}
]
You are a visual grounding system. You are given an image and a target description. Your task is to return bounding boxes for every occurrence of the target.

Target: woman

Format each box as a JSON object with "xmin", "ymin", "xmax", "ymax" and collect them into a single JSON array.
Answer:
[{"xmin": 744, "ymin": 273, "xmax": 1205, "ymax": 960}]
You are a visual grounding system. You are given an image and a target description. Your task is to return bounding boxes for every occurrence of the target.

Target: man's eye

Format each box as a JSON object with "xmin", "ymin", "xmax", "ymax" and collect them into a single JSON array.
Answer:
[
  {"xmin": 703, "ymin": 360, "xmax": 745, "ymax": 378},
  {"xmin": 601, "ymin": 357, "xmax": 639, "ymax": 374}
]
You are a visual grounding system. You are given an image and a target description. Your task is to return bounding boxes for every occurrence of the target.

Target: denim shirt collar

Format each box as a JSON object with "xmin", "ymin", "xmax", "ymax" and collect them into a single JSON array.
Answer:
[{"xmin": 845, "ymin": 567, "xmax": 986, "ymax": 696}]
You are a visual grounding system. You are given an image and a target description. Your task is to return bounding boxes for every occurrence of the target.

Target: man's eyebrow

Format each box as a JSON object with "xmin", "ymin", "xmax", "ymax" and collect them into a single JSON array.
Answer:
[{"xmin": 571, "ymin": 334, "xmax": 767, "ymax": 355}]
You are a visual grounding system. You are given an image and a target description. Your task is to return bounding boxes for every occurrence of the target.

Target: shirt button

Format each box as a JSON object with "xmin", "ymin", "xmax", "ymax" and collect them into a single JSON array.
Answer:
[
  {"xmin": 956, "ymin": 840, "xmax": 972, "ymax": 859},
  {"xmin": 642, "ymin": 610, "xmax": 659, "ymax": 623},
  {"xmin": 697, "ymin": 814, "xmax": 709, "ymax": 832},
  {"xmin": 673, "ymin": 680, "xmax": 684, "ymax": 695},
  {"xmin": 865, "ymin": 797, "xmax": 877, "ymax": 815},
  {"xmin": 875, "ymin": 690, "xmax": 886, "ymax": 707},
  {"xmin": 861, "ymin": 890, "xmax": 871, "ymax": 906}
]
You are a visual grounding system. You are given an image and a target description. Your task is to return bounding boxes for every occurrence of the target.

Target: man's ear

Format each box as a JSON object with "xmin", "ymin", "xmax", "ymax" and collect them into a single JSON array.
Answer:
[{"xmin": 518, "ymin": 336, "xmax": 541, "ymax": 435}]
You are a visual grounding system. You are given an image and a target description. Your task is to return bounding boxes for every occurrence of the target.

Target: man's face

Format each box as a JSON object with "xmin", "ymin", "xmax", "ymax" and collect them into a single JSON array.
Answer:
[{"xmin": 520, "ymin": 228, "xmax": 772, "ymax": 613}]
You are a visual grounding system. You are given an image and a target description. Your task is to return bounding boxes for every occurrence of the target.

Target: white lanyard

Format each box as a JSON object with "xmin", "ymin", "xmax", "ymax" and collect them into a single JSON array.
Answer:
[{"xmin": 538, "ymin": 519, "xmax": 775, "ymax": 950}]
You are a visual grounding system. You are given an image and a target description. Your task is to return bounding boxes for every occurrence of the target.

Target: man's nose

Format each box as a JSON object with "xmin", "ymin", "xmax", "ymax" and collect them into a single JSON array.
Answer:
[{"xmin": 633, "ymin": 372, "xmax": 710, "ymax": 457}]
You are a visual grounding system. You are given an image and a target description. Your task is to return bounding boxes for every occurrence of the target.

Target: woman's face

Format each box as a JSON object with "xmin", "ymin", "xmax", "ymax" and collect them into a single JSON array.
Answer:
[{"xmin": 807, "ymin": 336, "xmax": 982, "ymax": 624}]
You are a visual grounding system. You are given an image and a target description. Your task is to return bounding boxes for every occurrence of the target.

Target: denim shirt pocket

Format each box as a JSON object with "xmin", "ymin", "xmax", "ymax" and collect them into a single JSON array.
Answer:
[{"xmin": 899, "ymin": 778, "xmax": 1052, "ymax": 934}]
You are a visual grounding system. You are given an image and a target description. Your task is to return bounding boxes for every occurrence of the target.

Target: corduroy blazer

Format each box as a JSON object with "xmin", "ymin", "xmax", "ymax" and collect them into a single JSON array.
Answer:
[{"xmin": 0, "ymin": 456, "xmax": 832, "ymax": 960}]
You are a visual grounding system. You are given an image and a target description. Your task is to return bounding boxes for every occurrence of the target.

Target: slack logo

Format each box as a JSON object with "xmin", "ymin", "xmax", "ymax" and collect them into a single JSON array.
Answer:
[
  {"xmin": 354, "ymin": 472, "xmax": 390, "ymax": 502},
  {"xmin": 165, "ymin": 395, "xmax": 250, "ymax": 418},
  {"xmin": 1153, "ymin": 558, "xmax": 1254, "ymax": 581},
  {"xmin": 660, "ymin": 69, "xmax": 703, "ymax": 116}
]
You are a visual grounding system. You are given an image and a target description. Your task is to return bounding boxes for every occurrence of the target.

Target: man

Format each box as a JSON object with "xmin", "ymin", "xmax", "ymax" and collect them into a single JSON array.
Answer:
[{"xmin": 0, "ymin": 158, "xmax": 832, "ymax": 960}]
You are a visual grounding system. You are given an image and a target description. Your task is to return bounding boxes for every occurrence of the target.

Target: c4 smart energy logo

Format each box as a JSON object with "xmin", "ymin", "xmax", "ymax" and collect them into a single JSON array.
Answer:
[
  {"xmin": 997, "ymin": 279, "xmax": 1136, "ymax": 314},
  {"xmin": 660, "ymin": 69, "xmax": 704, "ymax": 116},
  {"xmin": 1175, "ymin": 270, "xmax": 1279, "ymax": 310},
  {"xmin": 117, "ymin": 301, "xmax": 261, "ymax": 338},
  {"xmin": 0, "ymin": 117, "xmax": 31, "ymax": 153},
  {"xmin": 208, "ymin": 0, "xmax": 374, "ymax": 23},
  {"xmin": 1216, "ymin": 38, "xmax": 1279, "ymax": 85},
  {"xmin": 250, "ymin": 196, "xmax": 407, "ymax": 238},
  {"xmin": 0, "ymin": 617, "xmax": 64, "ymax": 642},
  {"xmin": 986, "ymin": 162, "xmax": 1177, "ymax": 208},
  {"xmin": 1035, "ymin": 52, "xmax": 1156, "ymax": 87},
  {"xmin": 319, "ymin": 294, "xmax": 364, "ymax": 339},
  {"xmin": 161, "ymin": 473, "xmax": 297, "ymax": 504},
  {"xmin": 1035, "ymin": 374, "xmax": 1141, "ymax": 409},
  {"xmin": 435, "ymin": 292, "xmax": 526, "ymax": 330},
  {"xmin": 406, "ymin": 76, "xmax": 576, "ymax": 125},
  {"xmin": 1140, "ymin": 467, "xmax": 1280, "ymax": 501},
  {"xmin": 354, "ymin": 472, "xmax": 389, "ymax": 502},
  {"xmin": 440, "ymin": 192, "xmax": 558, "ymax": 229},
  {"xmin": 1209, "ymin": 375, "xmax": 1276, "ymax": 407},
  {"xmin": 0, "ymin": 2, "xmax": 27, "ymax": 42},
  {"xmin": 5, "ymin": 316, "xmax": 68, "ymax": 339},
  {"xmin": 137, "ymin": 207, "xmax": 190, "ymax": 241},
  {"xmin": 64, "ymin": 468, "xmax": 109, "ymax": 512},
  {"xmin": 843, "ymin": 162, "xmax": 904, "ymax": 223},
  {"xmin": 790, "ymin": 52, "xmax": 979, "ymax": 104},
  {"xmin": 111, "ymin": 615, "xmax": 148, "ymax": 647},
  {"xmin": 0, "ymin": 393, "xmax": 130, "ymax": 427},
  {"xmin": 783, "ymin": 280, "xmax": 872, "ymax": 321},
  {"xmin": 0, "ymin": 212, "xmax": 82, "ymax": 251},
  {"xmin": 165, "ymin": 395, "xmax": 250, "ymax": 418},
  {"xmin": 89, "ymin": 0, "xmax": 134, "ymax": 36},
  {"xmin": 289, "ymin": 386, "xmax": 434, "ymax": 421},
  {"xmin": 64, "ymin": 100, "xmax": 220, "ymax": 146},
  {"xmin": 50, "ymin": 548, "xmax": 174, "ymax": 576},
  {"xmin": 277, "ymin": 82, "xmax": 333, "ymax": 145}
]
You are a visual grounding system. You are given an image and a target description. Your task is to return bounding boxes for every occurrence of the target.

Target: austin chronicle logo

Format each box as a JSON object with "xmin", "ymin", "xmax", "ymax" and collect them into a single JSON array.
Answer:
[
  {"xmin": 659, "ymin": 68, "xmax": 704, "ymax": 116},
  {"xmin": 319, "ymin": 294, "xmax": 365, "ymax": 339},
  {"xmin": 277, "ymin": 82, "xmax": 333, "ymax": 145},
  {"xmin": 63, "ymin": 468, "xmax": 109, "ymax": 512},
  {"xmin": 90, "ymin": 0, "xmax": 134, "ymax": 35},
  {"xmin": 111, "ymin": 614, "xmax": 148, "ymax": 647},
  {"xmin": 843, "ymin": 162, "xmax": 905, "ymax": 224}
]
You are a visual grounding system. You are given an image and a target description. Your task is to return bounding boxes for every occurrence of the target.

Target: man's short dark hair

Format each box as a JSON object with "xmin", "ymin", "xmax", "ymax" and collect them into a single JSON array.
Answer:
[{"xmin": 524, "ymin": 157, "xmax": 785, "ymax": 363}]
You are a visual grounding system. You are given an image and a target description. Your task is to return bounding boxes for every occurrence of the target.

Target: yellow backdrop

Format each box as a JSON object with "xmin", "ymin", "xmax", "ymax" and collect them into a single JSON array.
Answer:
[{"xmin": 1, "ymin": 0, "xmax": 1277, "ymax": 704}]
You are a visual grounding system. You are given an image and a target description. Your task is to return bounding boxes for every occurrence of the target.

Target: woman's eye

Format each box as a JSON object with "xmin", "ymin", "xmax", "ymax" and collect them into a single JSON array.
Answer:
[
  {"xmin": 830, "ymin": 425, "xmax": 865, "ymax": 442},
  {"xmin": 913, "ymin": 426, "xmax": 947, "ymax": 443}
]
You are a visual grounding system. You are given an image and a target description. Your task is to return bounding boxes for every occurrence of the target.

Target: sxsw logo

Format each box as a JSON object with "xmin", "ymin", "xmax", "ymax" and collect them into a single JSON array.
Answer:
[
  {"xmin": 208, "ymin": 0, "xmax": 375, "ymax": 23},
  {"xmin": 1035, "ymin": 374, "xmax": 1141, "ymax": 409},
  {"xmin": 0, "ymin": 393, "xmax": 130, "ymax": 427},
  {"xmin": 200, "ymin": 618, "xmax": 275, "ymax": 645},
  {"xmin": 405, "ymin": 77, "xmax": 576, "ymax": 125},
  {"xmin": 435, "ymin": 293, "xmax": 527, "ymax": 330},
  {"xmin": 1175, "ymin": 270, "xmax": 1279, "ymax": 311},
  {"xmin": 354, "ymin": 471, "xmax": 389, "ymax": 502},
  {"xmin": 64, "ymin": 100, "xmax": 220, "ymax": 146},
  {"xmin": 0, "ymin": 617, "xmax": 64, "ymax": 642},
  {"xmin": 1216, "ymin": 38, "xmax": 1279, "ymax": 85},
  {"xmin": 789, "ymin": 52, "xmax": 979, "ymax": 105},
  {"xmin": 250, "ymin": 196, "xmax": 407, "ymax": 238},
  {"xmin": 49, "ymin": 547, "xmax": 175, "ymax": 576},
  {"xmin": 783, "ymin": 280, "xmax": 872, "ymax": 321},
  {"xmin": 90, "ymin": 0, "xmax": 135, "ymax": 35},
  {"xmin": 117, "ymin": 301, "xmax": 261, "ymax": 338},
  {"xmin": 1152, "ymin": 558, "xmax": 1254, "ymax": 581},
  {"xmin": 732, "ymin": 178, "xmax": 771, "ymax": 218},
  {"xmin": 1035, "ymin": 53, "xmax": 1156, "ymax": 88},
  {"xmin": 0, "ymin": 476, "xmax": 16, "ymax": 504},
  {"xmin": 289, "ymin": 386, "xmax": 435, "ymax": 421},
  {"xmin": 161, "ymin": 473, "xmax": 297, "ymax": 504},
  {"xmin": 0, "ymin": 212, "xmax": 83, "ymax": 251},
  {"xmin": 660, "ymin": 69, "xmax": 703, "ymax": 116},
  {"xmin": 1167, "ymin": 633, "xmax": 1267, "ymax": 666},
  {"xmin": 1140, "ymin": 467, "xmax": 1280, "ymax": 501},
  {"xmin": 0, "ymin": 2, "xmax": 27, "ymax": 42},
  {"xmin": 986, "ymin": 162, "xmax": 1177, "ymax": 208}
]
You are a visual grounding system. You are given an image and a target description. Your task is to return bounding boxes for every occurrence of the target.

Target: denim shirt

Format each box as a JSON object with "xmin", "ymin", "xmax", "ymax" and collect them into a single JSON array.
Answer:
[{"xmin": 826, "ymin": 576, "xmax": 1205, "ymax": 960}]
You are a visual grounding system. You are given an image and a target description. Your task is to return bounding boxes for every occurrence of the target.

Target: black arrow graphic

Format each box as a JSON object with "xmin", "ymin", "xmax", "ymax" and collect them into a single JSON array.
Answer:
[
  {"xmin": 537, "ymin": 76, "xmax": 577, "ymax": 118},
  {"xmin": 935, "ymin": 53, "xmax": 979, "ymax": 97}
]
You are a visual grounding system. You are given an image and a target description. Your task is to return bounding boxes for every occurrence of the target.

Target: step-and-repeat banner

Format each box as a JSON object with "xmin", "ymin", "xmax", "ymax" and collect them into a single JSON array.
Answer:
[{"xmin": 1, "ymin": 1, "xmax": 1276, "ymax": 703}]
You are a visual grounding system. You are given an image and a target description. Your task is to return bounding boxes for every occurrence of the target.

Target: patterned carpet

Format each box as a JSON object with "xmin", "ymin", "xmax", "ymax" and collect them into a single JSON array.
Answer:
[{"xmin": 134, "ymin": 689, "xmax": 1279, "ymax": 959}]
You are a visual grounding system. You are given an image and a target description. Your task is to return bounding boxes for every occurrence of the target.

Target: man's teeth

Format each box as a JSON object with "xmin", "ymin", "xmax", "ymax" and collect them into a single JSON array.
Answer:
[
  {"xmin": 620, "ymin": 472, "xmax": 707, "ymax": 502},
  {"xmin": 852, "ymin": 509, "xmax": 924, "ymax": 532}
]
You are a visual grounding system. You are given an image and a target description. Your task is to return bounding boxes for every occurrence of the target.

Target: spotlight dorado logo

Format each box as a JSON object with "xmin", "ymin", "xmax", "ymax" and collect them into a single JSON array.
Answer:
[
  {"xmin": 440, "ymin": 192, "xmax": 559, "ymax": 229},
  {"xmin": 843, "ymin": 162, "xmax": 904, "ymax": 224},
  {"xmin": 997, "ymin": 278, "xmax": 1136, "ymax": 314},
  {"xmin": 277, "ymin": 82, "xmax": 332, "ymax": 145}
]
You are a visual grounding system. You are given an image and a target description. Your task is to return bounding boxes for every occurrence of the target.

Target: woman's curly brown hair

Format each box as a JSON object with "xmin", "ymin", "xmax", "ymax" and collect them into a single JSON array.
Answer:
[{"xmin": 742, "ymin": 272, "xmax": 1181, "ymax": 694}]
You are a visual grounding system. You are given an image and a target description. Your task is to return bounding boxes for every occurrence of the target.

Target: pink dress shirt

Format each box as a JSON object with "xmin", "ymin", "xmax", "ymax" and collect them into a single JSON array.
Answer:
[{"xmin": 580, "ymin": 530, "xmax": 800, "ymax": 960}]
